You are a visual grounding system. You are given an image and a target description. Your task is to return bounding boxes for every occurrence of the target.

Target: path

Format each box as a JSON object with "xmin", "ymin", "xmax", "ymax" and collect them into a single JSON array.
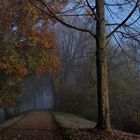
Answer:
[{"xmin": 0, "ymin": 111, "xmax": 64, "ymax": 140}]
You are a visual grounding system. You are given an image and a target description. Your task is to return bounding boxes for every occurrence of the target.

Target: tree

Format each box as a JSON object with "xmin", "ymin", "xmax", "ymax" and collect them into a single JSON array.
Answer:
[
  {"xmin": 0, "ymin": 0, "xmax": 61, "ymax": 118},
  {"xmin": 55, "ymin": 18, "xmax": 94, "ymax": 84},
  {"xmin": 30, "ymin": 0, "xmax": 140, "ymax": 130}
]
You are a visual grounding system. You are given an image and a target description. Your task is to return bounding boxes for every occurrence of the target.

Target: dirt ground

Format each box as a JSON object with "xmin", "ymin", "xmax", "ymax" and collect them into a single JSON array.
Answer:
[
  {"xmin": 0, "ymin": 111, "xmax": 140, "ymax": 140},
  {"xmin": 0, "ymin": 111, "xmax": 63, "ymax": 140},
  {"xmin": 65, "ymin": 128, "xmax": 140, "ymax": 140}
]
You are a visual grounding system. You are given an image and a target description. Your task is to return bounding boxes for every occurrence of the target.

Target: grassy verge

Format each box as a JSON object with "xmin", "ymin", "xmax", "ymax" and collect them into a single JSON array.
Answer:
[
  {"xmin": 52, "ymin": 111, "xmax": 140, "ymax": 140},
  {"xmin": 0, "ymin": 114, "xmax": 26, "ymax": 133},
  {"xmin": 51, "ymin": 111, "xmax": 96, "ymax": 129}
]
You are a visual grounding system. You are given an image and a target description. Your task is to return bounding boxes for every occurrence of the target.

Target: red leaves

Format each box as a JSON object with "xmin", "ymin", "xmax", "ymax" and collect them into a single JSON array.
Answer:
[{"xmin": 0, "ymin": 0, "xmax": 62, "ymax": 108}]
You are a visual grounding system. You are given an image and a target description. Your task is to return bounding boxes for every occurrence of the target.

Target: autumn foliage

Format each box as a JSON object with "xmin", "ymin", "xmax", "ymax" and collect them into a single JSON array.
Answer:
[{"xmin": 0, "ymin": 0, "xmax": 61, "ymax": 108}]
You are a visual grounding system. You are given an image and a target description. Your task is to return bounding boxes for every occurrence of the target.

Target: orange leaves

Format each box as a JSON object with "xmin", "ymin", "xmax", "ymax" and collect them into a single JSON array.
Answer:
[
  {"xmin": 24, "ymin": 22, "xmax": 62, "ymax": 76},
  {"xmin": 0, "ymin": 0, "xmax": 62, "ymax": 108},
  {"xmin": 0, "ymin": 42, "xmax": 28, "ymax": 84},
  {"xmin": 0, "ymin": 97, "xmax": 16, "ymax": 108},
  {"xmin": 15, "ymin": 64, "xmax": 28, "ymax": 76},
  {"xmin": 36, "ymin": 50, "xmax": 61, "ymax": 76},
  {"xmin": 0, "ymin": 0, "xmax": 61, "ymax": 79},
  {"xmin": 0, "ymin": 63, "xmax": 9, "ymax": 70}
]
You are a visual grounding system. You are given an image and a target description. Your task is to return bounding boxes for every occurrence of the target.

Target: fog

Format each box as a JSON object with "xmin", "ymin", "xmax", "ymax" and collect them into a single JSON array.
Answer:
[{"xmin": 0, "ymin": 73, "xmax": 54, "ymax": 122}]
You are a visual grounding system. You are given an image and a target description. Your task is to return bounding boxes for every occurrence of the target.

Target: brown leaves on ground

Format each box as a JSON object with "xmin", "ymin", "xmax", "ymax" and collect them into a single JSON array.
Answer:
[
  {"xmin": 65, "ymin": 129, "xmax": 140, "ymax": 140},
  {"xmin": 0, "ymin": 111, "xmax": 140, "ymax": 140}
]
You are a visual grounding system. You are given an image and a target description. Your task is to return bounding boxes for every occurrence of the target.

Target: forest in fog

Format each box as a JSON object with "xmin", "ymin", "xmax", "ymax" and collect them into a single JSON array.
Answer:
[
  {"xmin": 0, "ymin": 1, "xmax": 140, "ymax": 139},
  {"xmin": 55, "ymin": 23, "xmax": 140, "ymax": 134}
]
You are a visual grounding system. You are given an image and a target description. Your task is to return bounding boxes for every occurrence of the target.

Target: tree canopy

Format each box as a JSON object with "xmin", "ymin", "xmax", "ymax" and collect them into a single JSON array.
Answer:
[{"xmin": 0, "ymin": 0, "xmax": 61, "ymax": 108}]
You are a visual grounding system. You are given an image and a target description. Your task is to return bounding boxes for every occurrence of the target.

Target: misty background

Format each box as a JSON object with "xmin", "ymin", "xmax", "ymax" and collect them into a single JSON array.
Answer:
[{"xmin": 0, "ymin": 16, "xmax": 140, "ymax": 134}]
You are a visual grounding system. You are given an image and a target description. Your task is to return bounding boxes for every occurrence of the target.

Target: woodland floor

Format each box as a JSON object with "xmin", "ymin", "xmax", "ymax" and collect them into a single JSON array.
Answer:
[
  {"xmin": 0, "ymin": 111, "xmax": 63, "ymax": 140},
  {"xmin": 0, "ymin": 111, "xmax": 140, "ymax": 140}
]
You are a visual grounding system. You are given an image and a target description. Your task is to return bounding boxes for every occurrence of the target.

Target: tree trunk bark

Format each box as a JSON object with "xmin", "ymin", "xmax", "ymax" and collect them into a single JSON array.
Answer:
[{"xmin": 95, "ymin": 0, "xmax": 111, "ymax": 130}]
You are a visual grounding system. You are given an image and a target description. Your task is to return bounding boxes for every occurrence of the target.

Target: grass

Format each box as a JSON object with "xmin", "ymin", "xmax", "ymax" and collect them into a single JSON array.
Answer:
[
  {"xmin": 52, "ymin": 111, "xmax": 140, "ymax": 140},
  {"xmin": 51, "ymin": 111, "xmax": 96, "ymax": 129},
  {"xmin": 0, "ymin": 110, "xmax": 139, "ymax": 140},
  {"xmin": 0, "ymin": 114, "xmax": 25, "ymax": 133}
]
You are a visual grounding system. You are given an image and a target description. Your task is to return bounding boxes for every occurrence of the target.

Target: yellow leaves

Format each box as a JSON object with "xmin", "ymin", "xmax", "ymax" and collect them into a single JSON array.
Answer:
[
  {"xmin": 36, "ymin": 67, "xmax": 46, "ymax": 76},
  {"xmin": 0, "ymin": 0, "xmax": 62, "ymax": 108},
  {"xmin": 23, "ymin": 27, "xmax": 61, "ymax": 76},
  {"xmin": 27, "ymin": 3, "xmax": 40, "ymax": 20},
  {"xmin": 0, "ymin": 63, "xmax": 9, "ymax": 70},
  {"xmin": 36, "ymin": 50, "xmax": 61, "ymax": 76},
  {"xmin": 0, "ymin": 42, "xmax": 29, "ymax": 84},
  {"xmin": 28, "ymin": 37, "xmax": 39, "ymax": 47}
]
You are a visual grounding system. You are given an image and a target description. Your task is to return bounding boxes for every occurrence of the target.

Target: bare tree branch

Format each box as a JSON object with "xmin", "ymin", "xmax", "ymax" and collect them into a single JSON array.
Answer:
[
  {"xmin": 107, "ymin": 0, "xmax": 140, "ymax": 38},
  {"xmin": 30, "ymin": 0, "xmax": 96, "ymax": 38}
]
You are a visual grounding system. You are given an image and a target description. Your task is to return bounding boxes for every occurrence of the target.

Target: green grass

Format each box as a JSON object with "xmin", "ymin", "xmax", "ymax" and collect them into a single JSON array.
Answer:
[
  {"xmin": 52, "ymin": 111, "xmax": 96, "ymax": 129},
  {"xmin": 0, "ymin": 114, "xmax": 25, "ymax": 133}
]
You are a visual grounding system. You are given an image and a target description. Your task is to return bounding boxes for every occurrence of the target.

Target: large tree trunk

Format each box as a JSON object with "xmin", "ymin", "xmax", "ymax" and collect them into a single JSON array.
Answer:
[{"xmin": 95, "ymin": 0, "xmax": 111, "ymax": 130}]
